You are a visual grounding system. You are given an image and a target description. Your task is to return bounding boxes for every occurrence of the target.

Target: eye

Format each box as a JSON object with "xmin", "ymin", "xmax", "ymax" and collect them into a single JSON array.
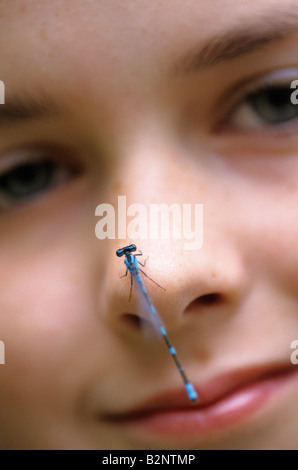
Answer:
[
  {"xmin": 226, "ymin": 69, "xmax": 298, "ymax": 131},
  {"xmin": 0, "ymin": 154, "xmax": 78, "ymax": 208}
]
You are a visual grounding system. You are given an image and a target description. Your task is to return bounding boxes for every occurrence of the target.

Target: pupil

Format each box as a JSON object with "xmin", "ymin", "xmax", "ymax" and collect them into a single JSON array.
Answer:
[
  {"xmin": 250, "ymin": 87, "xmax": 298, "ymax": 124},
  {"xmin": 0, "ymin": 161, "xmax": 54, "ymax": 199}
]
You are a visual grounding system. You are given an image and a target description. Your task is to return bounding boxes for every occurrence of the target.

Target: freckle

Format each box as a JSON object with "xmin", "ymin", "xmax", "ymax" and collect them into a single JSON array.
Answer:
[
  {"xmin": 20, "ymin": 5, "xmax": 26, "ymax": 13},
  {"xmin": 113, "ymin": 181, "xmax": 121, "ymax": 192},
  {"xmin": 211, "ymin": 271, "xmax": 217, "ymax": 278},
  {"xmin": 288, "ymin": 182, "xmax": 297, "ymax": 193},
  {"xmin": 40, "ymin": 29, "xmax": 46, "ymax": 41}
]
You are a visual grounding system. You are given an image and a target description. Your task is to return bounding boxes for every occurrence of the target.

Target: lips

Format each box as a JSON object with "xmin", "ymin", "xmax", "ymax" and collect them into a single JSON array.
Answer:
[{"xmin": 103, "ymin": 363, "xmax": 298, "ymax": 438}]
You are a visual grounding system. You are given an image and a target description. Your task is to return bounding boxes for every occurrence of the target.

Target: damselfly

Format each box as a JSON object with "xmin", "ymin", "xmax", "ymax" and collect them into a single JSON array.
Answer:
[{"xmin": 116, "ymin": 244, "xmax": 198, "ymax": 403}]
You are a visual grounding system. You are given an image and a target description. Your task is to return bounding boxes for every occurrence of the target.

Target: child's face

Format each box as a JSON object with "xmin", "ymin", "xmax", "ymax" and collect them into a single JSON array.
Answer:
[{"xmin": 0, "ymin": 0, "xmax": 298, "ymax": 450}]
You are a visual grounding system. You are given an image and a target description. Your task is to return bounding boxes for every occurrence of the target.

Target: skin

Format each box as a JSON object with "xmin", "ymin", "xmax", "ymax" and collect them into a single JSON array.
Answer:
[{"xmin": 0, "ymin": 0, "xmax": 297, "ymax": 449}]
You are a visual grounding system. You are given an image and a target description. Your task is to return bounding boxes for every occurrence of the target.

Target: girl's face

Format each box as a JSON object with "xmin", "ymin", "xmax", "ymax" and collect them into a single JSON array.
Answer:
[{"xmin": 0, "ymin": 0, "xmax": 297, "ymax": 449}]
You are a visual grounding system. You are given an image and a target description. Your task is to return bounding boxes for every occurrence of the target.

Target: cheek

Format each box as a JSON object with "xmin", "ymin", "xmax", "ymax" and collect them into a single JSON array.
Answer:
[
  {"xmin": 272, "ymin": 229, "xmax": 298, "ymax": 295},
  {"xmin": 246, "ymin": 190, "xmax": 298, "ymax": 296},
  {"xmin": 0, "ymin": 182, "xmax": 114, "ymax": 423},
  {"xmin": 0, "ymin": 244, "xmax": 111, "ymax": 422}
]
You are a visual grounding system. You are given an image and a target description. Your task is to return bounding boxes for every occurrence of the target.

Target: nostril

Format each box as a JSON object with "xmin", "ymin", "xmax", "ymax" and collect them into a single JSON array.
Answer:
[
  {"xmin": 194, "ymin": 293, "xmax": 224, "ymax": 307},
  {"xmin": 122, "ymin": 313, "xmax": 142, "ymax": 329},
  {"xmin": 197, "ymin": 293, "xmax": 223, "ymax": 305},
  {"xmin": 122, "ymin": 313, "xmax": 152, "ymax": 330}
]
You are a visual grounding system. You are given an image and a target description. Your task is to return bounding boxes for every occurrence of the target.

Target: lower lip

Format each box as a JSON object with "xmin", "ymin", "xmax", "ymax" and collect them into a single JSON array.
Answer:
[{"xmin": 113, "ymin": 370, "xmax": 297, "ymax": 438}]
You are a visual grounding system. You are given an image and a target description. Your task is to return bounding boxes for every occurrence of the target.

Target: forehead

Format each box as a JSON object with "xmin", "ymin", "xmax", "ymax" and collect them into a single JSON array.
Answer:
[
  {"xmin": 0, "ymin": 0, "xmax": 292, "ymax": 72},
  {"xmin": 0, "ymin": 0, "xmax": 296, "ymax": 116}
]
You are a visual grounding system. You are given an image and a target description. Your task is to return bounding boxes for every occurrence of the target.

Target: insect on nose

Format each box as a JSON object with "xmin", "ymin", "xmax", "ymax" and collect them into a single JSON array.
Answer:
[{"xmin": 115, "ymin": 244, "xmax": 198, "ymax": 403}]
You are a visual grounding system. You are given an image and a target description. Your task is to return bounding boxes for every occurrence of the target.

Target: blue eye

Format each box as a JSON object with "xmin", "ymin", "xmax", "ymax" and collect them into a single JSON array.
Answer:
[
  {"xmin": 0, "ymin": 159, "xmax": 70, "ymax": 205},
  {"xmin": 246, "ymin": 85, "xmax": 298, "ymax": 125},
  {"xmin": 226, "ymin": 69, "xmax": 298, "ymax": 131}
]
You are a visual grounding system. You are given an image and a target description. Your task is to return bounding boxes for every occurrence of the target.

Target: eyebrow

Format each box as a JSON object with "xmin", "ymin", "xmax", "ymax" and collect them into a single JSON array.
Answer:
[
  {"xmin": 172, "ymin": 12, "xmax": 298, "ymax": 75},
  {"xmin": 0, "ymin": 94, "xmax": 60, "ymax": 125}
]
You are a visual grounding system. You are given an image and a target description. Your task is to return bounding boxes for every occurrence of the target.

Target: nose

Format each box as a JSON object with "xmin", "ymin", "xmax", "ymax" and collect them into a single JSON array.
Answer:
[
  {"xmin": 104, "ymin": 232, "xmax": 248, "ymax": 402},
  {"xmin": 165, "ymin": 241, "xmax": 247, "ymax": 324},
  {"xmin": 109, "ymin": 235, "xmax": 248, "ymax": 337},
  {"xmin": 104, "ymin": 144, "xmax": 248, "ymax": 334}
]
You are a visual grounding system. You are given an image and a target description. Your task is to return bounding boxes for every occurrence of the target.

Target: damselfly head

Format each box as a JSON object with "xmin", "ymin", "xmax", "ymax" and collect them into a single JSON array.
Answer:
[{"xmin": 116, "ymin": 244, "xmax": 137, "ymax": 257}]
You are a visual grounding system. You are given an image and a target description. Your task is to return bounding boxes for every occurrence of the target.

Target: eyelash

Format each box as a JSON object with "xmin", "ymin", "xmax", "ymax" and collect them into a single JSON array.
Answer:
[
  {"xmin": 0, "ymin": 153, "xmax": 78, "ymax": 209},
  {"xmin": 222, "ymin": 70, "xmax": 298, "ymax": 133},
  {"xmin": 1, "ymin": 71, "xmax": 297, "ymax": 209}
]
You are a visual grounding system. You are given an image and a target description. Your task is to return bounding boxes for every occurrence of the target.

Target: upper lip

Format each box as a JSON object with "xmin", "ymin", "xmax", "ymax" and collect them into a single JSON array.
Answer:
[{"xmin": 104, "ymin": 363, "xmax": 297, "ymax": 420}]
